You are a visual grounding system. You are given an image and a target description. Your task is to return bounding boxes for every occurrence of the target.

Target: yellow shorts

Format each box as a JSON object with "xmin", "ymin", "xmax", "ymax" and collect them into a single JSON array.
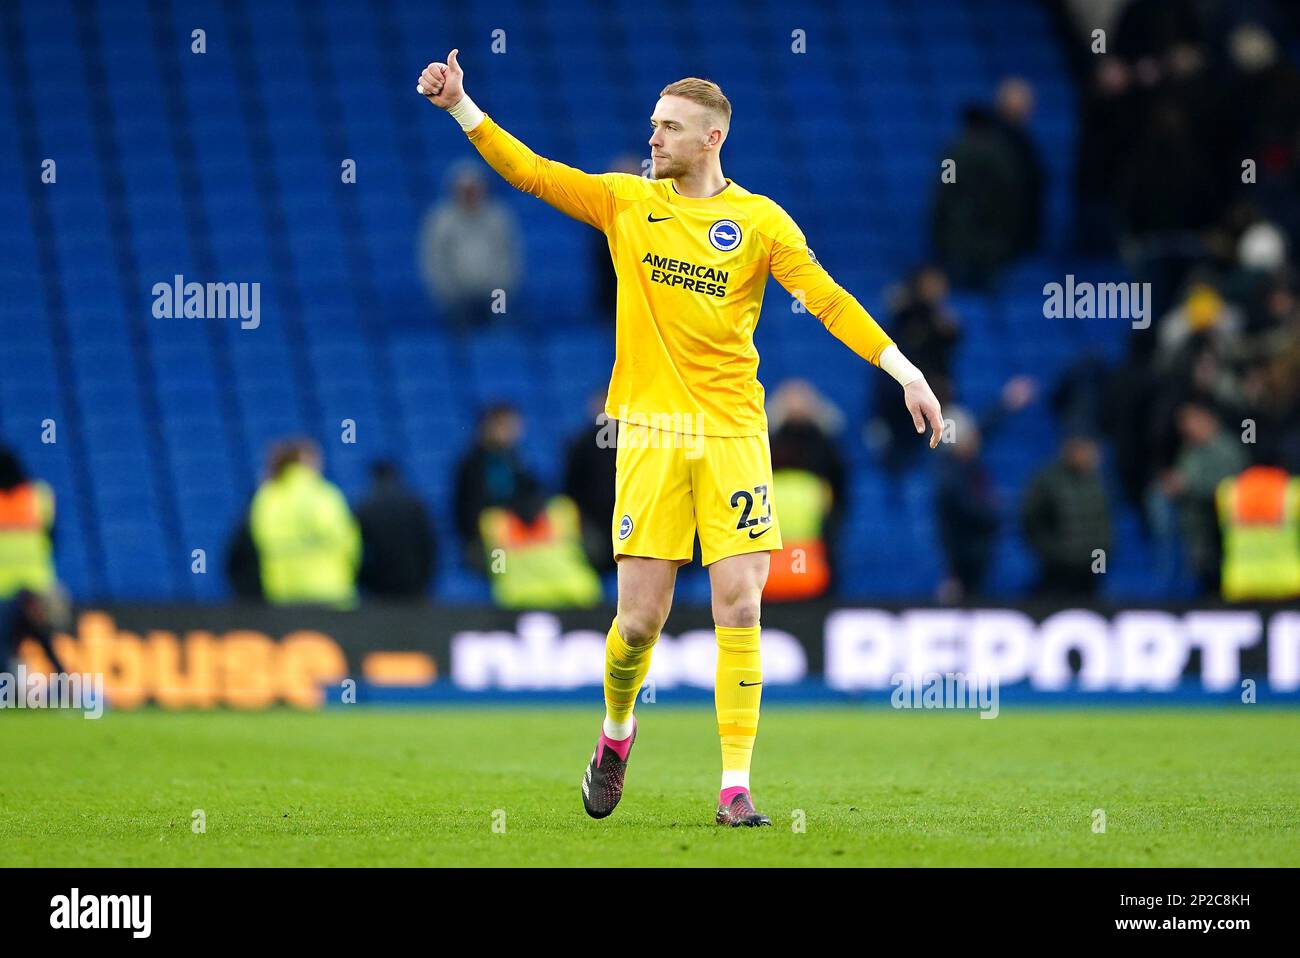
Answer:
[{"xmin": 611, "ymin": 421, "xmax": 782, "ymax": 566}]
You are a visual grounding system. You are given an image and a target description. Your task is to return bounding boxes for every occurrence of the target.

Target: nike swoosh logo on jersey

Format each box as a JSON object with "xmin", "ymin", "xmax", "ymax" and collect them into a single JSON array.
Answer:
[
  {"xmin": 748, "ymin": 525, "xmax": 772, "ymax": 539},
  {"xmin": 647, "ymin": 214, "xmax": 673, "ymax": 222},
  {"xmin": 739, "ymin": 680, "xmax": 762, "ymax": 687}
]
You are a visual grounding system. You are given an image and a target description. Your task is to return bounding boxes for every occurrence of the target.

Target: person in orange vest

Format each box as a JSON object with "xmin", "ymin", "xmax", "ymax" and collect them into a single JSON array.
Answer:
[
  {"xmin": 1216, "ymin": 460, "xmax": 1300, "ymax": 602},
  {"xmin": 478, "ymin": 489, "xmax": 602, "ymax": 609},
  {"xmin": 0, "ymin": 445, "xmax": 66, "ymax": 670}
]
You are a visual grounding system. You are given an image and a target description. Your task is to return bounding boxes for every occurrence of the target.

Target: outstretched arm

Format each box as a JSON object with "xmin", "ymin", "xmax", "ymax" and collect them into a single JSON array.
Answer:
[
  {"xmin": 769, "ymin": 233, "xmax": 944, "ymax": 448},
  {"xmin": 418, "ymin": 50, "xmax": 618, "ymax": 230}
]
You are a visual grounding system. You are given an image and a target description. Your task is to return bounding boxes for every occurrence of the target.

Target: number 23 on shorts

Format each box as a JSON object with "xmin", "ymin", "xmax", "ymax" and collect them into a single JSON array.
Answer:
[{"xmin": 731, "ymin": 483, "xmax": 773, "ymax": 540}]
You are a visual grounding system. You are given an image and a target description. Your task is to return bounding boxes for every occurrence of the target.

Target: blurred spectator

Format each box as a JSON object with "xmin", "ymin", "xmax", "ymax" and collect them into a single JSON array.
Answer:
[
  {"xmin": 1154, "ymin": 282, "xmax": 1245, "ymax": 373},
  {"xmin": 1075, "ymin": 55, "xmax": 1141, "ymax": 253},
  {"xmin": 1066, "ymin": 1, "xmax": 1270, "ymax": 317},
  {"xmin": 0, "ymin": 445, "xmax": 66, "ymax": 670},
  {"xmin": 935, "ymin": 377, "xmax": 1037, "ymax": 602},
  {"xmin": 453, "ymin": 404, "xmax": 541, "ymax": 570},
  {"xmin": 419, "ymin": 163, "xmax": 521, "ymax": 331},
  {"xmin": 991, "ymin": 77, "xmax": 1045, "ymax": 256},
  {"xmin": 1216, "ymin": 460, "xmax": 1300, "ymax": 602},
  {"xmin": 563, "ymin": 392, "xmax": 618, "ymax": 574},
  {"xmin": 766, "ymin": 380, "xmax": 846, "ymax": 600},
  {"xmin": 1222, "ymin": 22, "xmax": 1300, "ymax": 243},
  {"xmin": 0, "ymin": 447, "xmax": 56, "ymax": 603},
  {"xmin": 1114, "ymin": 91, "xmax": 1222, "ymax": 319},
  {"xmin": 1108, "ymin": 279, "xmax": 1250, "ymax": 518},
  {"xmin": 868, "ymin": 266, "xmax": 960, "ymax": 473},
  {"xmin": 932, "ymin": 105, "xmax": 1024, "ymax": 288},
  {"xmin": 245, "ymin": 439, "xmax": 360, "ymax": 606},
  {"xmin": 1248, "ymin": 277, "xmax": 1300, "ymax": 472},
  {"xmin": 1021, "ymin": 434, "xmax": 1113, "ymax": 599},
  {"xmin": 1219, "ymin": 218, "xmax": 1290, "ymax": 333},
  {"xmin": 224, "ymin": 515, "xmax": 262, "ymax": 601},
  {"xmin": 477, "ymin": 490, "xmax": 602, "ymax": 609},
  {"xmin": 455, "ymin": 402, "xmax": 602, "ymax": 608},
  {"xmin": 1068, "ymin": 2, "xmax": 1268, "ymax": 321},
  {"xmin": 1149, "ymin": 400, "xmax": 1249, "ymax": 595},
  {"xmin": 1143, "ymin": 287, "xmax": 1249, "ymax": 501},
  {"xmin": 355, "ymin": 460, "xmax": 437, "ymax": 600}
]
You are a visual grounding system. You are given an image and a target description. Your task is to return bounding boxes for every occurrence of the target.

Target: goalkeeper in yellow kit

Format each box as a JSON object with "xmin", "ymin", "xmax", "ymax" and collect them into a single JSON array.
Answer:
[{"xmin": 418, "ymin": 50, "xmax": 943, "ymax": 826}]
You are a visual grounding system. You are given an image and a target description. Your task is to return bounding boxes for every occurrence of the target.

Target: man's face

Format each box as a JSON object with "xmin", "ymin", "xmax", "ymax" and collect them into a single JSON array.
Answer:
[
  {"xmin": 1063, "ymin": 438, "xmax": 1098, "ymax": 472},
  {"xmin": 484, "ymin": 412, "xmax": 521, "ymax": 448},
  {"xmin": 780, "ymin": 382, "xmax": 816, "ymax": 422},
  {"xmin": 996, "ymin": 79, "xmax": 1034, "ymax": 126},
  {"xmin": 916, "ymin": 267, "xmax": 948, "ymax": 304},
  {"xmin": 648, "ymin": 95, "xmax": 724, "ymax": 180},
  {"xmin": 454, "ymin": 175, "xmax": 484, "ymax": 209},
  {"xmin": 1178, "ymin": 406, "xmax": 1217, "ymax": 445}
]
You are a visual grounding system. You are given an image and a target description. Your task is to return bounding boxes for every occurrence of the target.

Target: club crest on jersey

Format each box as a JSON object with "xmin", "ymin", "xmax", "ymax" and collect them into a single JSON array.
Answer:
[
  {"xmin": 708, "ymin": 219, "xmax": 742, "ymax": 252},
  {"xmin": 619, "ymin": 515, "xmax": 634, "ymax": 540}
]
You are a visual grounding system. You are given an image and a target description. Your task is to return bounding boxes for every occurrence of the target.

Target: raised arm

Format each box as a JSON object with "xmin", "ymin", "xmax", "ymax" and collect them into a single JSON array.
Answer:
[
  {"xmin": 418, "ymin": 50, "xmax": 618, "ymax": 231},
  {"xmin": 767, "ymin": 208, "xmax": 944, "ymax": 448}
]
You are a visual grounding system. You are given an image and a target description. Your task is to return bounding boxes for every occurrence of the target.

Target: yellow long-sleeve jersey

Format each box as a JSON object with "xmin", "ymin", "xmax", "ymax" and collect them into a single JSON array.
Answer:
[{"xmin": 464, "ymin": 114, "xmax": 894, "ymax": 438}]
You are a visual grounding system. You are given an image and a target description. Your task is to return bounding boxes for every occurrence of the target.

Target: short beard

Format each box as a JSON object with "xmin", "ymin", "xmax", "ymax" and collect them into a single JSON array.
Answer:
[{"xmin": 653, "ymin": 157, "xmax": 690, "ymax": 181}]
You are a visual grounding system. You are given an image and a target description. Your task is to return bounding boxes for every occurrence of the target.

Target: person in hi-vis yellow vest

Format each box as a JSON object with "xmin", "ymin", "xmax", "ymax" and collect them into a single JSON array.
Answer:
[
  {"xmin": 763, "ymin": 468, "xmax": 832, "ymax": 601},
  {"xmin": 249, "ymin": 439, "xmax": 361, "ymax": 607},
  {"xmin": 478, "ymin": 494, "xmax": 602, "ymax": 609},
  {"xmin": 0, "ymin": 462, "xmax": 55, "ymax": 600},
  {"xmin": 1216, "ymin": 465, "xmax": 1300, "ymax": 602},
  {"xmin": 0, "ymin": 445, "xmax": 68, "ymax": 670}
]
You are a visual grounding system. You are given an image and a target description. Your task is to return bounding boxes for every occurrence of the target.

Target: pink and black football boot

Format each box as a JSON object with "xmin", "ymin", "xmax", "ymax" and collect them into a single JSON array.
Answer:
[
  {"xmin": 715, "ymin": 786, "xmax": 772, "ymax": 827},
  {"xmin": 581, "ymin": 719, "xmax": 637, "ymax": 819}
]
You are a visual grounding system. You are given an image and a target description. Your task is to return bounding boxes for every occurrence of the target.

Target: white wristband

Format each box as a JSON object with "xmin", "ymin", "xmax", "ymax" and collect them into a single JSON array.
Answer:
[
  {"xmin": 449, "ymin": 93, "xmax": 485, "ymax": 132},
  {"xmin": 879, "ymin": 344, "xmax": 924, "ymax": 387}
]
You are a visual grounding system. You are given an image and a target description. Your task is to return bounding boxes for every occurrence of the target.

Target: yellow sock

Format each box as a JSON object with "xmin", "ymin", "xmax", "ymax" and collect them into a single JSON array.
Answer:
[
  {"xmin": 603, "ymin": 618, "xmax": 656, "ymax": 730},
  {"xmin": 715, "ymin": 624, "xmax": 761, "ymax": 785}
]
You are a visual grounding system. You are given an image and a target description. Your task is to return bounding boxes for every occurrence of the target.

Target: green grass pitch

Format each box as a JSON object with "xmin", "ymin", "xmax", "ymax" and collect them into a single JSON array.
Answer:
[{"xmin": 1, "ymin": 706, "xmax": 1297, "ymax": 866}]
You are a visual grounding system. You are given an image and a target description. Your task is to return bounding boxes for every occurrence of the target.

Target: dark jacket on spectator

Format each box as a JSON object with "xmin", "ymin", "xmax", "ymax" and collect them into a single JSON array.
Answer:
[
  {"xmin": 356, "ymin": 474, "xmax": 437, "ymax": 598},
  {"xmin": 453, "ymin": 444, "xmax": 540, "ymax": 569},
  {"xmin": 1021, "ymin": 461, "xmax": 1113, "ymax": 596},
  {"xmin": 225, "ymin": 515, "xmax": 262, "ymax": 601},
  {"xmin": 932, "ymin": 108, "xmax": 1024, "ymax": 288},
  {"xmin": 563, "ymin": 423, "xmax": 618, "ymax": 572},
  {"xmin": 992, "ymin": 116, "xmax": 1044, "ymax": 255},
  {"xmin": 935, "ymin": 404, "xmax": 1016, "ymax": 596}
]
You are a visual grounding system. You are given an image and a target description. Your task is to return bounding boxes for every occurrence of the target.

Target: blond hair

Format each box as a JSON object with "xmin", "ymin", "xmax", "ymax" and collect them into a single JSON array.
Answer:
[{"xmin": 659, "ymin": 77, "xmax": 731, "ymax": 130}]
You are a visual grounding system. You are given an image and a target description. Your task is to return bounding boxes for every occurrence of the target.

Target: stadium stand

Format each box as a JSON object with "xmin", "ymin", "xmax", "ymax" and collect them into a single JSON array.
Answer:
[{"xmin": 0, "ymin": 0, "xmax": 1137, "ymax": 603}]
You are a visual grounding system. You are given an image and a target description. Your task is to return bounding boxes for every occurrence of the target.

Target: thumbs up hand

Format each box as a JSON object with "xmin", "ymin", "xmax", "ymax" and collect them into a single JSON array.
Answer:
[{"xmin": 417, "ymin": 49, "xmax": 465, "ymax": 109}]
